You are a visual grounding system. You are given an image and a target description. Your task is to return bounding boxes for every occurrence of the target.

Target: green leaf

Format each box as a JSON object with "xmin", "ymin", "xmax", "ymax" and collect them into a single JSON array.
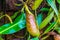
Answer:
[
  {"xmin": 0, "ymin": 13, "xmax": 26, "ymax": 34},
  {"xmin": 37, "ymin": 13, "xmax": 43, "ymax": 26},
  {"xmin": 0, "ymin": 36, "xmax": 3, "ymax": 40},
  {"xmin": 43, "ymin": 21, "xmax": 57, "ymax": 35},
  {"xmin": 40, "ymin": 8, "xmax": 49, "ymax": 11},
  {"xmin": 11, "ymin": 10, "xmax": 20, "ymax": 19},
  {"xmin": 27, "ymin": 34, "xmax": 30, "ymax": 40},
  {"xmin": 14, "ymin": 12, "xmax": 26, "ymax": 23},
  {"xmin": 39, "ymin": 11, "xmax": 54, "ymax": 30},
  {"xmin": 47, "ymin": 0, "xmax": 58, "ymax": 16},
  {"xmin": 47, "ymin": 8, "xmax": 53, "ymax": 15},
  {"xmin": 54, "ymin": 27, "xmax": 60, "ymax": 34},
  {"xmin": 57, "ymin": 0, "xmax": 60, "ymax": 4},
  {"xmin": 32, "ymin": 0, "xmax": 43, "ymax": 10},
  {"xmin": 31, "ymin": 37, "xmax": 39, "ymax": 40}
]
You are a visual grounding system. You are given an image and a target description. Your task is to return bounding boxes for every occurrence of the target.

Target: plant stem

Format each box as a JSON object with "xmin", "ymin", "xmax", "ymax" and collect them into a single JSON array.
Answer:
[
  {"xmin": 5, "ymin": 14, "xmax": 13, "ymax": 24},
  {"xmin": 0, "ymin": 14, "xmax": 13, "ymax": 24},
  {"xmin": 24, "ymin": 3, "xmax": 32, "ymax": 14}
]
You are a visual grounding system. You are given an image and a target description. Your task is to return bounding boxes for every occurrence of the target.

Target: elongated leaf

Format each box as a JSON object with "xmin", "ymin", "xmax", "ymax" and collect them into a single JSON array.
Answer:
[
  {"xmin": 37, "ymin": 13, "xmax": 43, "ymax": 26},
  {"xmin": 0, "ymin": 13, "xmax": 26, "ymax": 34},
  {"xmin": 31, "ymin": 37, "xmax": 39, "ymax": 40},
  {"xmin": 14, "ymin": 12, "xmax": 26, "ymax": 23},
  {"xmin": 39, "ymin": 11, "xmax": 54, "ymax": 30},
  {"xmin": 32, "ymin": 0, "xmax": 43, "ymax": 10},
  {"xmin": 57, "ymin": 0, "xmax": 60, "ymax": 4},
  {"xmin": 40, "ymin": 8, "xmax": 49, "ymax": 11},
  {"xmin": 11, "ymin": 10, "xmax": 20, "ymax": 19},
  {"xmin": 47, "ymin": 0, "xmax": 58, "ymax": 16},
  {"xmin": 47, "ymin": 8, "xmax": 53, "ymax": 15},
  {"xmin": 43, "ymin": 21, "xmax": 57, "ymax": 35},
  {"xmin": 54, "ymin": 27, "xmax": 60, "ymax": 34}
]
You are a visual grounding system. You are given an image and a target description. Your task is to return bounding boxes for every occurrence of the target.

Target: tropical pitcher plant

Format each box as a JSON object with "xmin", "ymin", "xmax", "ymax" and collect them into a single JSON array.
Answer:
[{"xmin": 0, "ymin": 0, "xmax": 60, "ymax": 40}]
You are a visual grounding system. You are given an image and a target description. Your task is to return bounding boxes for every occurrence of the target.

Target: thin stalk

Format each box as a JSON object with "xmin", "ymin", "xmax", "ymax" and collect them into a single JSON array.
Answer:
[
  {"xmin": 35, "ymin": 9, "xmax": 37, "ymax": 19},
  {"xmin": 41, "ymin": 35, "xmax": 49, "ymax": 40},
  {"xmin": 0, "ymin": 14, "xmax": 13, "ymax": 24},
  {"xmin": 24, "ymin": 3, "xmax": 32, "ymax": 14},
  {"xmin": 14, "ymin": 3, "xmax": 22, "ymax": 6},
  {"xmin": 0, "ymin": 15, "xmax": 5, "ymax": 19},
  {"xmin": 5, "ymin": 14, "xmax": 13, "ymax": 24}
]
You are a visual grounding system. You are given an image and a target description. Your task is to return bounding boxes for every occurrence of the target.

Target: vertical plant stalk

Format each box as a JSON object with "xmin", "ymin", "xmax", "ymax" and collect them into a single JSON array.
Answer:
[
  {"xmin": 24, "ymin": 4, "xmax": 40, "ymax": 37},
  {"xmin": 35, "ymin": 10, "xmax": 37, "ymax": 19}
]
